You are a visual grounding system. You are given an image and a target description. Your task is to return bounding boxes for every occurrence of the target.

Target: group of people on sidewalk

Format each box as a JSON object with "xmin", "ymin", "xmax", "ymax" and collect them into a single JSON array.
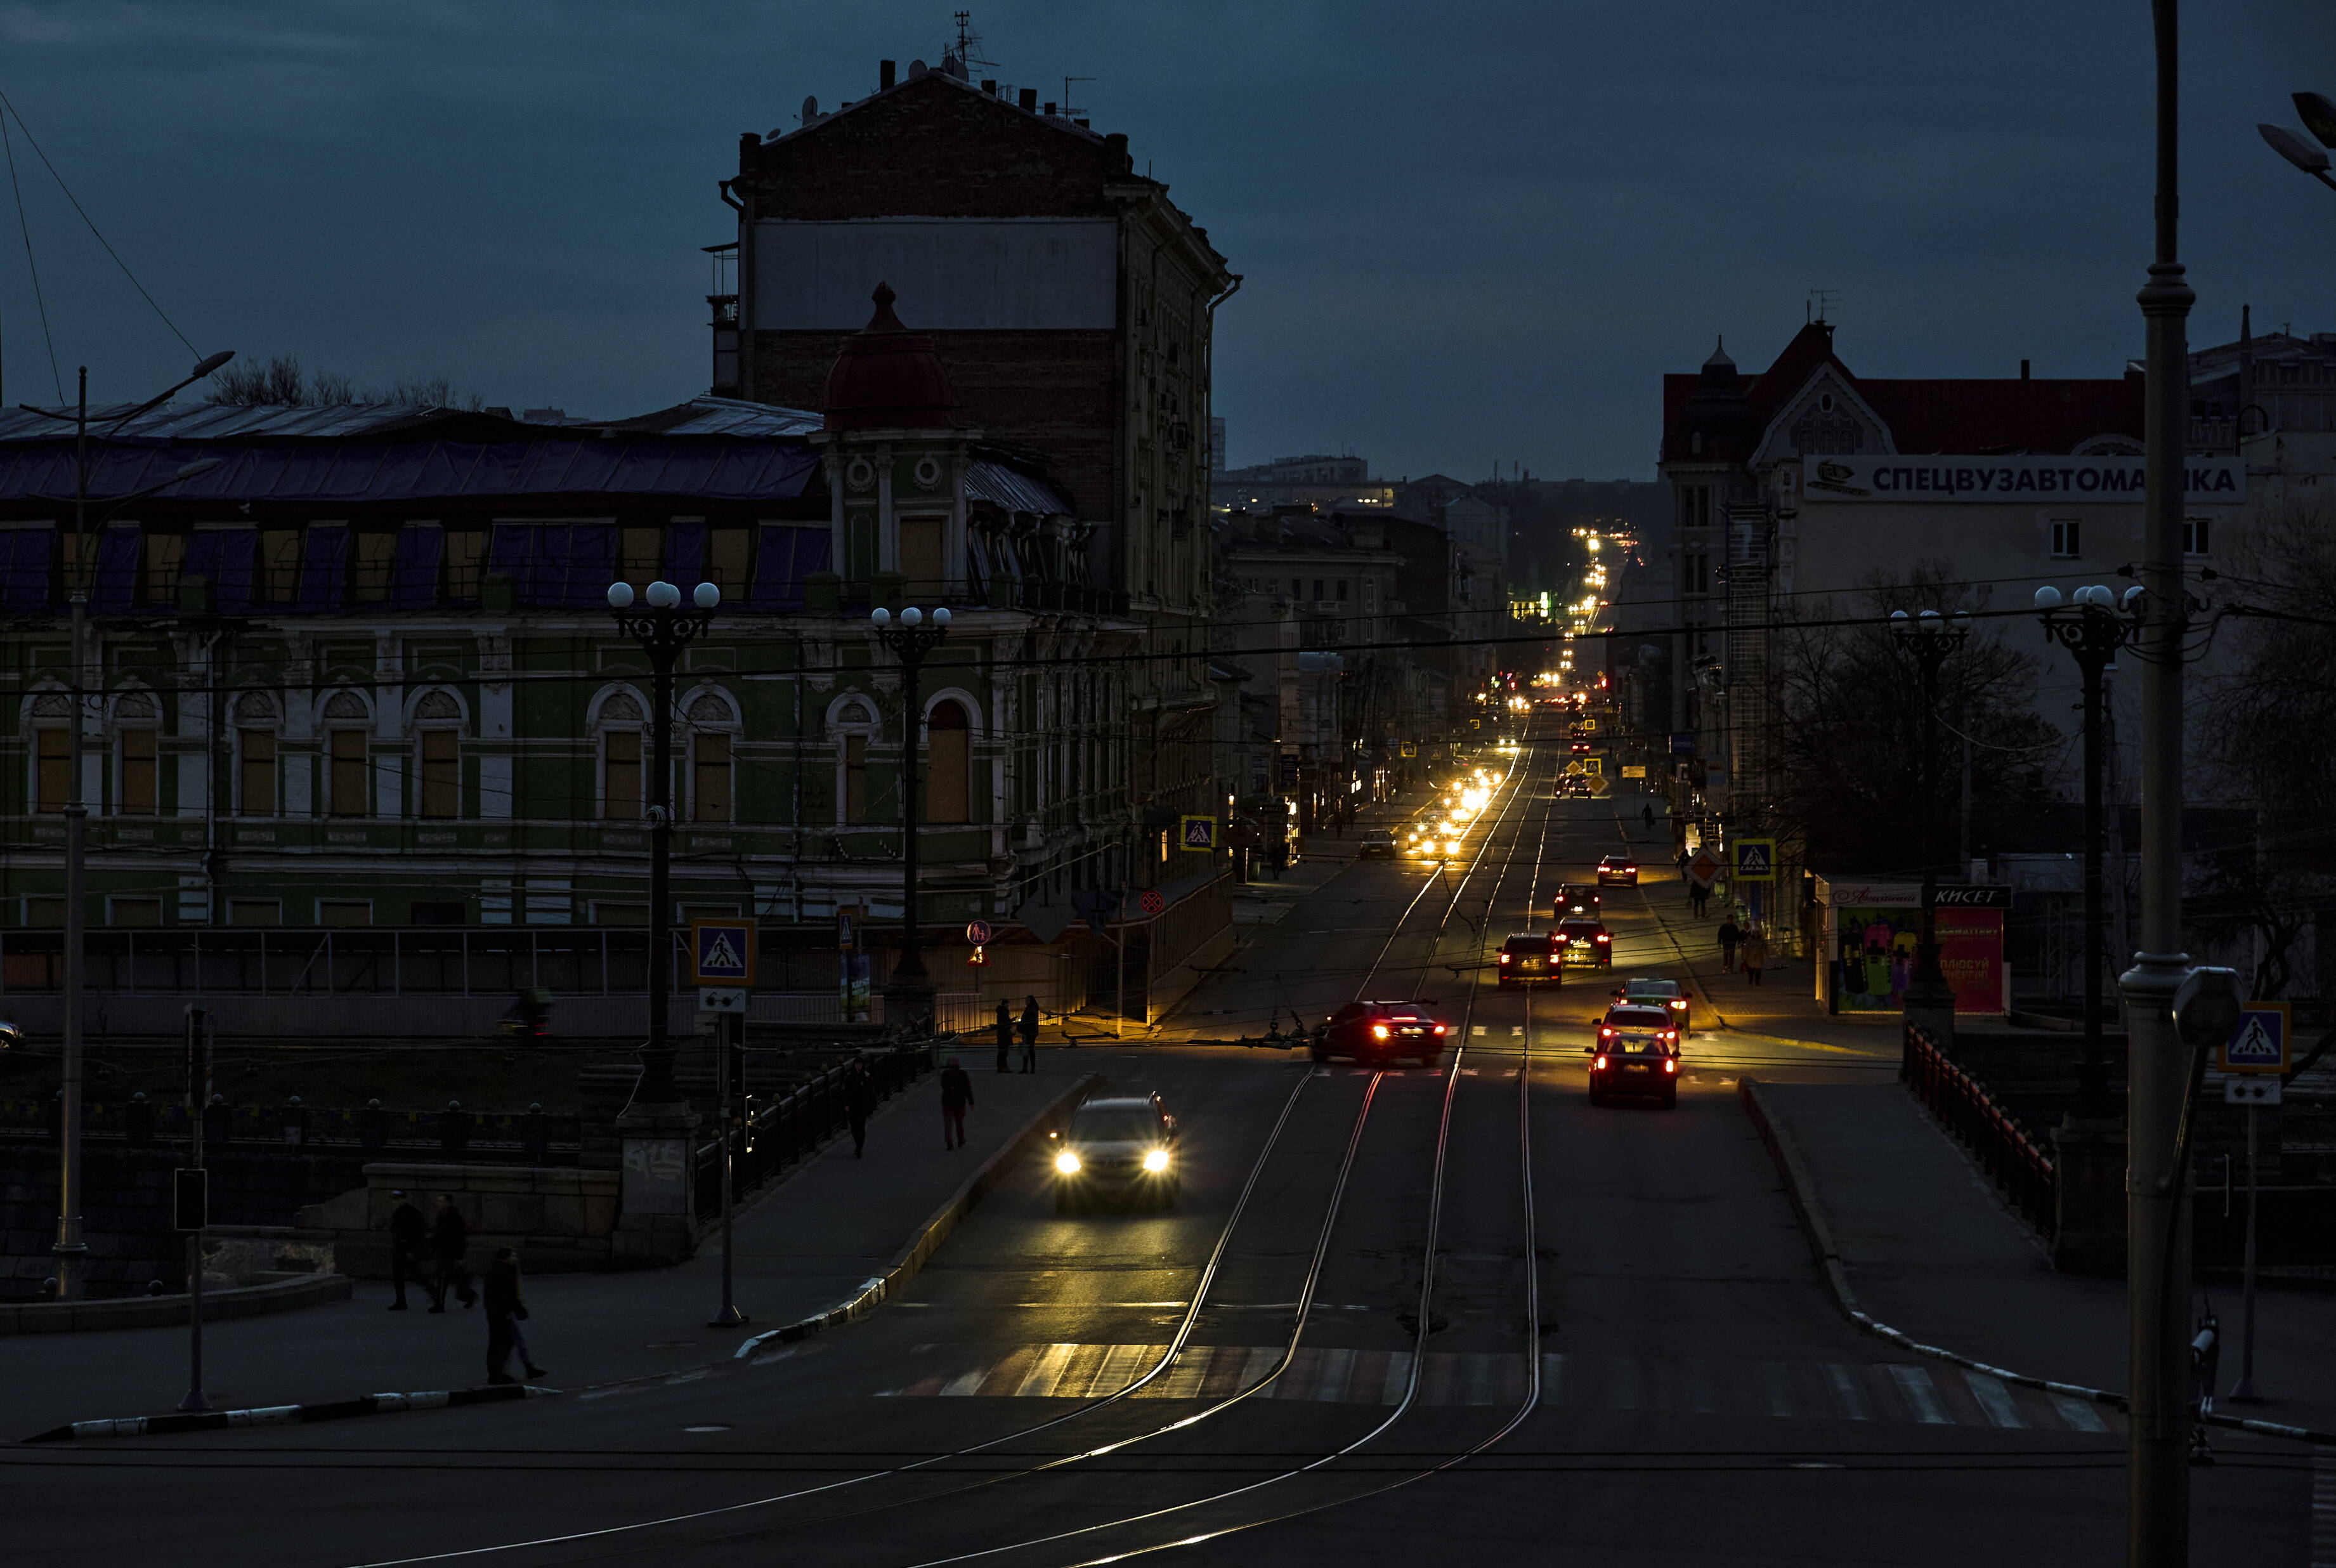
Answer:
[
  {"xmin": 386, "ymin": 1191, "xmax": 548, "ymax": 1385},
  {"xmin": 991, "ymin": 996, "xmax": 1041, "ymax": 1073},
  {"xmin": 1667, "ymin": 842, "xmax": 1771, "ymax": 984}
]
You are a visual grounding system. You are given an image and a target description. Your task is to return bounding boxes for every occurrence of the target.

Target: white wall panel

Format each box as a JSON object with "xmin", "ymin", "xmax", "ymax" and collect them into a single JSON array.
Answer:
[{"xmin": 753, "ymin": 219, "xmax": 1116, "ymax": 330}]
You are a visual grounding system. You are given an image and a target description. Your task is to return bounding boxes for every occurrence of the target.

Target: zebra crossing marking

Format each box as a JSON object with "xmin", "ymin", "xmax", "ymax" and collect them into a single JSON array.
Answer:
[{"xmin": 875, "ymin": 1343, "xmax": 2125, "ymax": 1434}]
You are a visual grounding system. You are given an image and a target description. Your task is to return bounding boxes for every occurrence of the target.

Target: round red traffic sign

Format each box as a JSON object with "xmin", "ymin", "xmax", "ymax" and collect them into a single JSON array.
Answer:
[
  {"xmin": 1139, "ymin": 889, "xmax": 1165, "ymax": 917},
  {"xmin": 965, "ymin": 920, "xmax": 994, "ymax": 945}
]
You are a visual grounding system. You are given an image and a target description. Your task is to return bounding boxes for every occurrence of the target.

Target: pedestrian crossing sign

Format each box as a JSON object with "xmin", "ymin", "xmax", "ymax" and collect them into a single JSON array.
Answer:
[
  {"xmin": 1733, "ymin": 838, "xmax": 1775, "ymax": 883},
  {"xmin": 2220, "ymin": 1001, "xmax": 2289, "ymax": 1075},
  {"xmin": 689, "ymin": 918, "xmax": 757, "ymax": 988},
  {"xmin": 1179, "ymin": 814, "xmax": 1218, "ymax": 851}
]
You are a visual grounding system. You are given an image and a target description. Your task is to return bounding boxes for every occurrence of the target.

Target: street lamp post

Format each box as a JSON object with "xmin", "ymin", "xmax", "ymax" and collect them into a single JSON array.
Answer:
[
  {"xmin": 1888, "ymin": 610, "xmax": 1969, "ymax": 1031},
  {"xmin": 20, "ymin": 353, "xmax": 233, "ymax": 1300},
  {"xmin": 2257, "ymin": 91, "xmax": 2336, "ymax": 194},
  {"xmin": 606, "ymin": 580, "xmax": 719, "ymax": 1105},
  {"xmin": 2035, "ymin": 585, "xmax": 2139, "ymax": 1114},
  {"xmin": 869, "ymin": 606, "xmax": 951, "ymax": 1032}
]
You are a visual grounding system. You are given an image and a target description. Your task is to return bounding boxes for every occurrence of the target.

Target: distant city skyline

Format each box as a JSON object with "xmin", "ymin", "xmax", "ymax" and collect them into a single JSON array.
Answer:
[{"xmin": 0, "ymin": 0, "xmax": 2323, "ymax": 480}]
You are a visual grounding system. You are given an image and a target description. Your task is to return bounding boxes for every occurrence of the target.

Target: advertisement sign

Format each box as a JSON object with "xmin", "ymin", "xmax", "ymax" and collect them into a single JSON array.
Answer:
[
  {"xmin": 838, "ymin": 951, "xmax": 871, "ymax": 1021},
  {"xmin": 1834, "ymin": 898, "xmax": 2005, "ymax": 1014},
  {"xmin": 1934, "ymin": 904, "xmax": 2006, "ymax": 1016},
  {"xmin": 1801, "ymin": 454, "xmax": 2243, "ymax": 504}
]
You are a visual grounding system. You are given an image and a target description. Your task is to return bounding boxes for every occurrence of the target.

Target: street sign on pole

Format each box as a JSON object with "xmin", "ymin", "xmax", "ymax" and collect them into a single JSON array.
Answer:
[
  {"xmin": 1687, "ymin": 849, "xmax": 1721, "ymax": 889},
  {"xmin": 835, "ymin": 907, "xmax": 856, "ymax": 951},
  {"xmin": 1139, "ymin": 888, "xmax": 1166, "ymax": 917},
  {"xmin": 696, "ymin": 987, "xmax": 748, "ymax": 1014},
  {"xmin": 1178, "ymin": 814, "xmax": 1218, "ymax": 851},
  {"xmin": 2223, "ymin": 1077, "xmax": 2282, "ymax": 1106},
  {"xmin": 965, "ymin": 920, "xmax": 995, "ymax": 946},
  {"xmin": 2220, "ymin": 1002, "xmax": 2290, "ymax": 1075},
  {"xmin": 689, "ymin": 918, "xmax": 757, "ymax": 988},
  {"xmin": 1733, "ymin": 838, "xmax": 1775, "ymax": 883}
]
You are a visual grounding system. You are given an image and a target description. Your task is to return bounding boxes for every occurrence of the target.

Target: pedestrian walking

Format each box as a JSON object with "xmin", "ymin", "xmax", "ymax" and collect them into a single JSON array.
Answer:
[
  {"xmin": 428, "ymin": 1194, "xmax": 476, "ymax": 1312},
  {"xmin": 1019, "ymin": 995, "xmax": 1040, "ymax": 1071},
  {"xmin": 1742, "ymin": 925, "xmax": 1768, "ymax": 985},
  {"xmin": 482, "ymin": 1248, "xmax": 546, "ymax": 1385},
  {"xmin": 993, "ymin": 998, "xmax": 1013, "ymax": 1073},
  {"xmin": 1692, "ymin": 883, "xmax": 1711, "ymax": 918},
  {"xmin": 1717, "ymin": 917, "xmax": 1742, "ymax": 974},
  {"xmin": 939, "ymin": 1056, "xmax": 975, "ymax": 1149},
  {"xmin": 386, "ymin": 1189, "xmax": 426, "ymax": 1310},
  {"xmin": 844, "ymin": 1064, "xmax": 874, "ymax": 1158},
  {"xmin": 1641, "ymin": 804, "xmax": 1655, "ymax": 831}
]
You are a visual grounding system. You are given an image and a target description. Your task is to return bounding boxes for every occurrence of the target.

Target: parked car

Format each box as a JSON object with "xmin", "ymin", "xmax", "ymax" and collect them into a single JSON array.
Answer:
[
  {"xmin": 1314, "ymin": 1000, "xmax": 1452, "ymax": 1067},
  {"xmin": 1586, "ymin": 1005, "xmax": 1681, "ymax": 1107},
  {"xmin": 1050, "ymin": 1092, "xmax": 1181, "ymax": 1213},
  {"xmin": 1555, "ymin": 917, "xmax": 1613, "ymax": 968},
  {"xmin": 1358, "ymin": 827, "xmax": 1398, "ymax": 859},
  {"xmin": 1553, "ymin": 882, "xmax": 1603, "ymax": 919},
  {"xmin": 1497, "ymin": 931, "xmax": 1562, "ymax": 988},
  {"xmin": 1608, "ymin": 976, "xmax": 1690, "ymax": 1033},
  {"xmin": 1595, "ymin": 853, "xmax": 1640, "ymax": 886}
]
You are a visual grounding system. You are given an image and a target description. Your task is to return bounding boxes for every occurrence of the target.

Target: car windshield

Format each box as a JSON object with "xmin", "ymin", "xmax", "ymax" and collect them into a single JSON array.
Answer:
[
  {"xmin": 1626, "ymin": 983, "xmax": 1680, "ymax": 1000},
  {"xmin": 1611, "ymin": 1036, "xmax": 1672, "ymax": 1054},
  {"xmin": 1559, "ymin": 920, "xmax": 1602, "ymax": 936},
  {"xmin": 1071, "ymin": 1107, "xmax": 1160, "ymax": 1142},
  {"xmin": 1608, "ymin": 1009, "xmax": 1670, "ymax": 1028},
  {"xmin": 1503, "ymin": 937, "xmax": 1546, "ymax": 952}
]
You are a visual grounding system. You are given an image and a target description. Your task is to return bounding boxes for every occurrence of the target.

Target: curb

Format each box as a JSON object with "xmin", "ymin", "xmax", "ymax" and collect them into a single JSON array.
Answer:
[
  {"xmin": 1737, "ymin": 1076, "xmax": 2336, "ymax": 1448},
  {"xmin": 733, "ymin": 1071, "xmax": 1104, "ymax": 1360},
  {"xmin": 0, "ymin": 1272, "xmax": 354, "ymax": 1336},
  {"xmin": 25, "ymin": 1381, "xmax": 546, "ymax": 1443}
]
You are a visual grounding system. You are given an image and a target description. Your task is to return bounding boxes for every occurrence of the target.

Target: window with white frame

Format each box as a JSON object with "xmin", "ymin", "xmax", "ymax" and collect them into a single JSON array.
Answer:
[
  {"xmin": 413, "ymin": 689, "xmax": 462, "ymax": 819},
  {"xmin": 2049, "ymin": 519, "xmax": 2080, "ymax": 559},
  {"xmin": 2183, "ymin": 516, "xmax": 2212, "ymax": 556},
  {"xmin": 234, "ymin": 691, "xmax": 278, "ymax": 816},
  {"xmin": 114, "ymin": 691, "xmax": 159, "ymax": 816},
  {"xmin": 686, "ymin": 692, "xmax": 736, "ymax": 823},
  {"xmin": 596, "ymin": 691, "xmax": 646, "ymax": 820}
]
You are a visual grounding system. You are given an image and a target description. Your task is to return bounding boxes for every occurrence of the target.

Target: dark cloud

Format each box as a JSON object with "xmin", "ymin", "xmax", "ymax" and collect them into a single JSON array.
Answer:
[{"xmin": 0, "ymin": 0, "xmax": 2325, "ymax": 478}]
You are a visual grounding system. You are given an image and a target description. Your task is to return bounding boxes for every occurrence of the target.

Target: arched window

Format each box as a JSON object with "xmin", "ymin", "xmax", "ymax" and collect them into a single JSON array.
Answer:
[
  {"xmin": 413, "ymin": 689, "xmax": 462, "ymax": 820},
  {"xmin": 321, "ymin": 689, "xmax": 370, "ymax": 817},
  {"xmin": 29, "ymin": 690, "xmax": 70, "ymax": 814},
  {"xmin": 233, "ymin": 691, "xmax": 278, "ymax": 816},
  {"xmin": 833, "ymin": 698, "xmax": 876, "ymax": 825},
  {"xmin": 926, "ymin": 699, "xmax": 970, "ymax": 825},
  {"xmin": 114, "ymin": 691, "xmax": 159, "ymax": 816},
  {"xmin": 686, "ymin": 692, "xmax": 736, "ymax": 824},
  {"xmin": 597, "ymin": 691, "xmax": 645, "ymax": 820}
]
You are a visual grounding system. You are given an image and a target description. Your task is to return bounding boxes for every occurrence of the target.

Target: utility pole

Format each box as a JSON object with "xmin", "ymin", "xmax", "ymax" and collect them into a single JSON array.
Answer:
[
  {"xmin": 870, "ymin": 604, "xmax": 951, "ymax": 1032},
  {"xmin": 178, "ymin": 1004, "xmax": 212, "ymax": 1412},
  {"xmin": 2123, "ymin": 0, "xmax": 2199, "ymax": 1559}
]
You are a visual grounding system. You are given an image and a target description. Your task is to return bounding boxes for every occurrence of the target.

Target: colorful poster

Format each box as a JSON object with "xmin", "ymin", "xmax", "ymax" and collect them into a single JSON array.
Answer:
[
  {"xmin": 1836, "ymin": 906, "xmax": 1919, "ymax": 1012},
  {"xmin": 1935, "ymin": 905, "xmax": 2006, "ymax": 1015}
]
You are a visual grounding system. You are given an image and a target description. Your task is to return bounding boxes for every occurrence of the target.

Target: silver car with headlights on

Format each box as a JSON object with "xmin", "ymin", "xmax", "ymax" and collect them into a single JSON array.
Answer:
[{"xmin": 1048, "ymin": 1093, "xmax": 1180, "ymax": 1213}]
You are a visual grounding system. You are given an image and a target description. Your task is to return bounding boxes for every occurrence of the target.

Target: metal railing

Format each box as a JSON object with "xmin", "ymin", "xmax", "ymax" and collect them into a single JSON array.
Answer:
[
  {"xmin": 1902, "ymin": 1022, "xmax": 2057, "ymax": 1233},
  {"xmin": 0, "ymin": 1096, "xmax": 583, "ymax": 1164},
  {"xmin": 694, "ymin": 1038, "xmax": 939, "ymax": 1220}
]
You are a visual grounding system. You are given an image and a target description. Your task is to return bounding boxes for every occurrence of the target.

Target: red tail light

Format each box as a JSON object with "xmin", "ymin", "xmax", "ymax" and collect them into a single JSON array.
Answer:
[
  {"xmin": 1499, "ymin": 953, "xmax": 1511, "ymax": 964},
  {"xmin": 1371, "ymin": 1024, "xmax": 1390, "ymax": 1040},
  {"xmin": 1663, "ymin": 1057, "xmax": 1678, "ymax": 1074},
  {"xmin": 1432, "ymin": 1024, "xmax": 1447, "ymax": 1034},
  {"xmin": 1595, "ymin": 934, "xmax": 1610, "ymax": 944},
  {"xmin": 1593, "ymin": 1055, "xmax": 1608, "ymax": 1070},
  {"xmin": 1599, "ymin": 1026, "xmax": 1614, "ymax": 1038}
]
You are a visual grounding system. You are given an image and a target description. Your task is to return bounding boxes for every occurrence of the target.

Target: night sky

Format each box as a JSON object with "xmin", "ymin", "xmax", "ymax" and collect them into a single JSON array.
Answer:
[{"xmin": 0, "ymin": 0, "xmax": 2326, "ymax": 481}]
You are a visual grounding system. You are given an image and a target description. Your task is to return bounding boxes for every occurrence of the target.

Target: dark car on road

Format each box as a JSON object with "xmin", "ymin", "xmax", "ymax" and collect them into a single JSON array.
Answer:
[
  {"xmin": 1608, "ymin": 976, "xmax": 1690, "ymax": 1033},
  {"xmin": 1358, "ymin": 827, "xmax": 1398, "ymax": 859},
  {"xmin": 1586, "ymin": 1005, "xmax": 1680, "ymax": 1107},
  {"xmin": 1050, "ymin": 1092, "xmax": 1181, "ymax": 1213},
  {"xmin": 1553, "ymin": 882, "xmax": 1602, "ymax": 919},
  {"xmin": 1555, "ymin": 917, "xmax": 1613, "ymax": 968},
  {"xmin": 1314, "ymin": 1000, "xmax": 1451, "ymax": 1067},
  {"xmin": 1497, "ymin": 931, "xmax": 1561, "ymax": 988},
  {"xmin": 1596, "ymin": 853, "xmax": 1639, "ymax": 886}
]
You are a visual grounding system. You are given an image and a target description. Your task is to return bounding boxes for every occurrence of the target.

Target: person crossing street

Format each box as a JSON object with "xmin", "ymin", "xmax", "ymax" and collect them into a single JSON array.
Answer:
[
  {"xmin": 939, "ymin": 1056, "xmax": 975, "ymax": 1149},
  {"xmin": 1019, "ymin": 996, "xmax": 1040, "ymax": 1071}
]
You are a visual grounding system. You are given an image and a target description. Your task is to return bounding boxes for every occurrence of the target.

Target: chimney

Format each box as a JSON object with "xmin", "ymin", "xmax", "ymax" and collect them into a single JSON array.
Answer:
[
  {"xmin": 981, "ymin": 78, "xmax": 997, "ymax": 95},
  {"xmin": 1043, "ymin": 101, "xmax": 1057, "ymax": 116},
  {"xmin": 2020, "ymin": 359, "xmax": 2031, "ymax": 379},
  {"xmin": 1104, "ymin": 131, "xmax": 1130, "ymax": 171},
  {"xmin": 1018, "ymin": 86, "xmax": 1038, "ymax": 111},
  {"xmin": 880, "ymin": 59, "xmax": 896, "ymax": 89}
]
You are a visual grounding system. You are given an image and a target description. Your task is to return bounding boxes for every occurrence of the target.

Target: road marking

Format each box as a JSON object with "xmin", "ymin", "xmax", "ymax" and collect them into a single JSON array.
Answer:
[
  {"xmin": 1472, "ymin": 1026, "xmax": 1488, "ymax": 1036},
  {"xmin": 1511, "ymin": 1026, "xmax": 1524, "ymax": 1036},
  {"xmin": 1885, "ymin": 1364, "xmax": 1952, "ymax": 1423}
]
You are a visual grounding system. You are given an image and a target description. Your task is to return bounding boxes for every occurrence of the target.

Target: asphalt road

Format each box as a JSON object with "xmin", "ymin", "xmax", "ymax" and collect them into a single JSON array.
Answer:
[{"xmin": 6, "ymin": 733, "xmax": 2316, "ymax": 1566}]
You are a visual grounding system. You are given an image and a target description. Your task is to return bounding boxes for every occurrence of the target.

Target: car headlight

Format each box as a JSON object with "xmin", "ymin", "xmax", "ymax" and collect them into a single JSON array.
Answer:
[
  {"xmin": 1055, "ymin": 1150, "xmax": 1081, "ymax": 1175},
  {"xmin": 1142, "ymin": 1149, "xmax": 1171, "ymax": 1173}
]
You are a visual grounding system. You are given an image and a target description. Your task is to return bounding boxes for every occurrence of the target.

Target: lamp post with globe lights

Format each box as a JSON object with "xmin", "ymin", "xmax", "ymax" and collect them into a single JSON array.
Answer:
[
  {"xmin": 870, "ymin": 604, "xmax": 951, "ymax": 1031},
  {"xmin": 605, "ymin": 578, "xmax": 719, "ymax": 1106},
  {"xmin": 1887, "ymin": 609, "xmax": 1969, "ymax": 1033}
]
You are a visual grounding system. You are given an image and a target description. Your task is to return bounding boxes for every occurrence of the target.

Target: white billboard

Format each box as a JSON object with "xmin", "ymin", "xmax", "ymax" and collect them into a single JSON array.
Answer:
[{"xmin": 1801, "ymin": 454, "xmax": 2243, "ymax": 504}]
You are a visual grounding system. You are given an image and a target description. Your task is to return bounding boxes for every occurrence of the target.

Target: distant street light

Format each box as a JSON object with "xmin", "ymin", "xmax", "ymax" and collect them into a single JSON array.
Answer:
[
  {"xmin": 17, "ymin": 353, "xmax": 234, "ymax": 1302},
  {"xmin": 870, "ymin": 604, "xmax": 951, "ymax": 1031},
  {"xmin": 2257, "ymin": 91, "xmax": 2336, "ymax": 193},
  {"xmin": 606, "ymin": 578, "xmax": 719, "ymax": 1108},
  {"xmin": 1887, "ymin": 609, "xmax": 1969, "ymax": 1019}
]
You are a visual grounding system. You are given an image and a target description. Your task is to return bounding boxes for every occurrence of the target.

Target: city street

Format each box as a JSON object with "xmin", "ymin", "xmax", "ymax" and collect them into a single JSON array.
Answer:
[{"xmin": 6, "ymin": 733, "xmax": 2315, "ymax": 1567}]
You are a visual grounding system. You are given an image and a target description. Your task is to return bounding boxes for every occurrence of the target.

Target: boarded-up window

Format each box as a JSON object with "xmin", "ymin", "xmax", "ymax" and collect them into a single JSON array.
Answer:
[
  {"xmin": 227, "ymin": 899, "xmax": 280, "ymax": 927},
  {"xmin": 709, "ymin": 526, "xmax": 751, "ymax": 598},
  {"xmin": 109, "ymin": 898, "xmax": 162, "ymax": 927},
  {"xmin": 844, "ymin": 733, "xmax": 868, "ymax": 824},
  {"xmin": 622, "ymin": 525, "xmax": 662, "ymax": 587},
  {"xmin": 318, "ymin": 900, "xmax": 371, "ymax": 927},
  {"xmin": 419, "ymin": 729, "xmax": 459, "ymax": 819},
  {"xmin": 353, "ymin": 530, "xmax": 395, "ymax": 601},
  {"xmin": 143, "ymin": 532, "xmax": 185, "ymax": 605},
  {"xmin": 603, "ymin": 729, "xmax": 642, "ymax": 819},
  {"xmin": 695, "ymin": 730, "xmax": 732, "ymax": 822},
  {"xmin": 119, "ymin": 728, "xmax": 157, "ymax": 815},
  {"xmin": 259, "ymin": 528, "xmax": 301, "ymax": 603},
  {"xmin": 926, "ymin": 700, "xmax": 970, "ymax": 823},
  {"xmin": 35, "ymin": 727, "xmax": 69, "ymax": 813},
  {"xmin": 329, "ymin": 729, "xmax": 369, "ymax": 816},
  {"xmin": 899, "ymin": 516, "xmax": 944, "ymax": 596},
  {"xmin": 239, "ymin": 729, "xmax": 276, "ymax": 816}
]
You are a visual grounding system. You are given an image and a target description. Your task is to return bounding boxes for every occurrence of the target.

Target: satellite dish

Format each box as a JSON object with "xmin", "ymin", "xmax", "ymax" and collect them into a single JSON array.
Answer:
[
  {"xmin": 801, "ymin": 95, "xmax": 819, "ymax": 122},
  {"xmin": 908, "ymin": 58, "xmax": 927, "ymax": 78}
]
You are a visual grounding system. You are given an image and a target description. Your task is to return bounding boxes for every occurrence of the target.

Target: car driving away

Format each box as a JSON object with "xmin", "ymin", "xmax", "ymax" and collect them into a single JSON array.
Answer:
[
  {"xmin": 1588, "ymin": 1005, "xmax": 1681, "ymax": 1107},
  {"xmin": 1609, "ymin": 975, "xmax": 1690, "ymax": 1033},
  {"xmin": 1555, "ymin": 915, "xmax": 1613, "ymax": 968},
  {"xmin": 1552, "ymin": 881, "xmax": 1602, "ymax": 919},
  {"xmin": 1314, "ymin": 1000, "xmax": 1451, "ymax": 1067},
  {"xmin": 1596, "ymin": 853, "xmax": 1639, "ymax": 886},
  {"xmin": 1358, "ymin": 826, "xmax": 1397, "ymax": 859},
  {"xmin": 1051, "ymin": 1092, "xmax": 1180, "ymax": 1213},
  {"xmin": 1497, "ymin": 931, "xmax": 1561, "ymax": 988}
]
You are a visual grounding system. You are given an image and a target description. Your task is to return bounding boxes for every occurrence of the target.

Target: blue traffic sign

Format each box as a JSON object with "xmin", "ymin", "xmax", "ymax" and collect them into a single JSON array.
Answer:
[
  {"xmin": 2221, "ymin": 1002, "xmax": 2289, "ymax": 1075},
  {"xmin": 689, "ymin": 918, "xmax": 757, "ymax": 988}
]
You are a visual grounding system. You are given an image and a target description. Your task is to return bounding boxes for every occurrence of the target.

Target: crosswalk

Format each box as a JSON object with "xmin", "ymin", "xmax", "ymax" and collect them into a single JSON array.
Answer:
[{"xmin": 875, "ymin": 1343, "xmax": 2120, "ymax": 1434}]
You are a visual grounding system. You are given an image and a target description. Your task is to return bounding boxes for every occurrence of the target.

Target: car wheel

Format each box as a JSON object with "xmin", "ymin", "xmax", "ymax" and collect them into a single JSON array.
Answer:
[
  {"xmin": 1588, "ymin": 1088, "xmax": 1605, "ymax": 1106},
  {"xmin": 1662, "ymin": 1087, "xmax": 1679, "ymax": 1109}
]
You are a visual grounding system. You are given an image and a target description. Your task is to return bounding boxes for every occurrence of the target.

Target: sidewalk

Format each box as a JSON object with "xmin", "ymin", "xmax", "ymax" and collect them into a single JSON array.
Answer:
[
  {"xmin": 0, "ymin": 1057, "xmax": 1093, "ymax": 1438},
  {"xmin": 1747, "ymin": 1076, "xmax": 2336, "ymax": 1434}
]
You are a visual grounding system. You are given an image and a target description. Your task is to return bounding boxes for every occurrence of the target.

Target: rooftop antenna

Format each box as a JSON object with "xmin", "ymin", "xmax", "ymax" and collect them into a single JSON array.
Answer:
[
  {"xmin": 1807, "ymin": 287, "xmax": 1841, "ymax": 324},
  {"xmin": 950, "ymin": 11, "xmax": 997, "ymax": 73},
  {"xmin": 1062, "ymin": 75, "xmax": 1094, "ymax": 117}
]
